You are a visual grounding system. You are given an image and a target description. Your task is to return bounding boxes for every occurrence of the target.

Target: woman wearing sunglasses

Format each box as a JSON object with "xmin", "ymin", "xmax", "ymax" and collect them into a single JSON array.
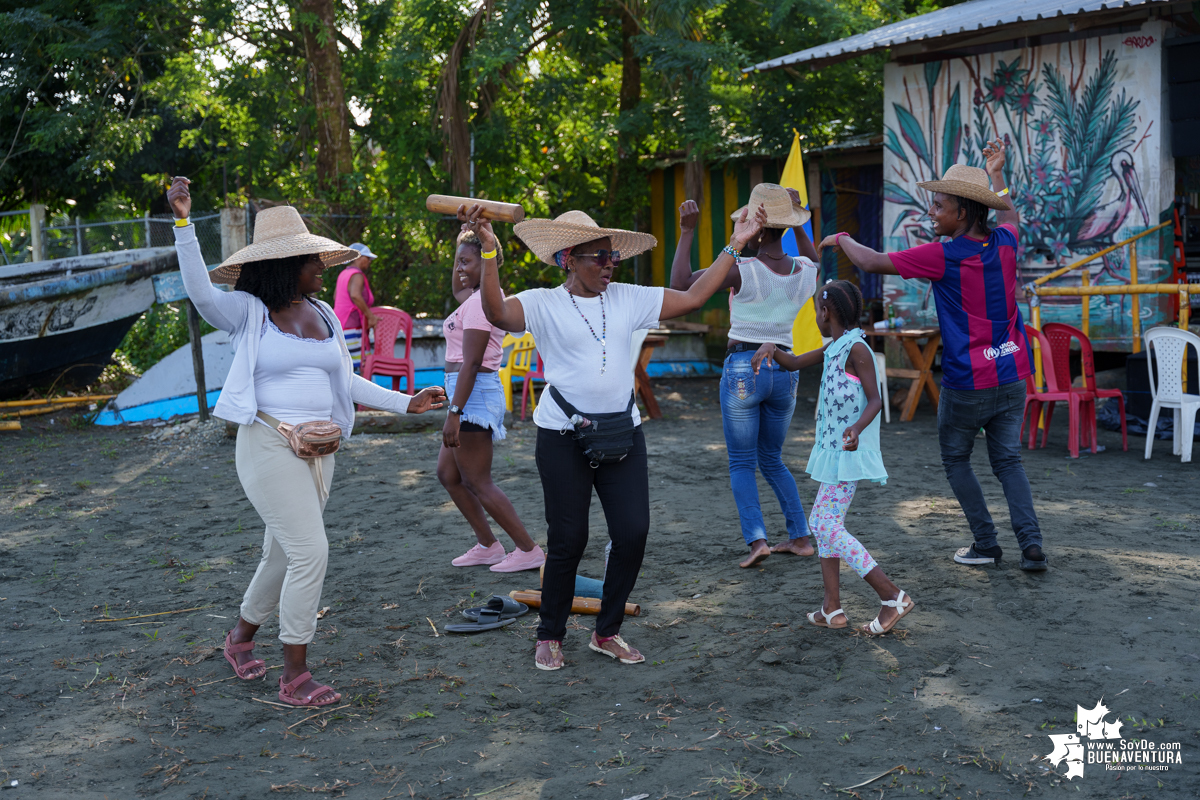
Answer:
[
  {"xmin": 464, "ymin": 202, "xmax": 767, "ymax": 671},
  {"xmin": 670, "ymin": 185, "xmax": 820, "ymax": 569}
]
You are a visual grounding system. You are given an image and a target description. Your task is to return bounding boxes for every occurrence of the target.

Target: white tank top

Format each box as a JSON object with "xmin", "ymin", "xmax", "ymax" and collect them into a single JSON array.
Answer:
[
  {"xmin": 253, "ymin": 312, "xmax": 342, "ymax": 426},
  {"xmin": 727, "ymin": 256, "xmax": 819, "ymax": 348}
]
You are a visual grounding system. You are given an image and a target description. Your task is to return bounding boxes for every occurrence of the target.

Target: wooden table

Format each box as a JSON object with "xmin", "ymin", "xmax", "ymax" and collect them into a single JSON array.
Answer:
[
  {"xmin": 635, "ymin": 334, "xmax": 669, "ymax": 420},
  {"xmin": 865, "ymin": 326, "xmax": 942, "ymax": 422}
]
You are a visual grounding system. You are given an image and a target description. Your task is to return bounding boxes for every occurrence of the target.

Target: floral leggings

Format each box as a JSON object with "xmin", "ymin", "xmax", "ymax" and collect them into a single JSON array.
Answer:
[{"xmin": 810, "ymin": 481, "xmax": 877, "ymax": 579}]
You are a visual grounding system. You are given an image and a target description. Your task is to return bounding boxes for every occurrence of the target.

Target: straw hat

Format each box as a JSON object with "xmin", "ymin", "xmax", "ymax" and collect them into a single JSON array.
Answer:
[
  {"xmin": 210, "ymin": 206, "xmax": 358, "ymax": 285},
  {"xmin": 513, "ymin": 210, "xmax": 658, "ymax": 267},
  {"xmin": 917, "ymin": 164, "xmax": 1008, "ymax": 210},
  {"xmin": 730, "ymin": 183, "xmax": 811, "ymax": 228}
]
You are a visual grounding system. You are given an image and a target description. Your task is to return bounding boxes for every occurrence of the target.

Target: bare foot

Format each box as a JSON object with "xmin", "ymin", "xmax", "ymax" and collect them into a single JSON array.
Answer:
[
  {"xmin": 771, "ymin": 538, "xmax": 815, "ymax": 556},
  {"xmin": 739, "ymin": 541, "xmax": 771, "ymax": 569}
]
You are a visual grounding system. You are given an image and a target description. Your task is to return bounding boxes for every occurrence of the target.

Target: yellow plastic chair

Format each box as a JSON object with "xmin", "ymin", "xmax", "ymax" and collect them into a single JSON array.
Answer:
[{"xmin": 498, "ymin": 333, "xmax": 537, "ymax": 413}]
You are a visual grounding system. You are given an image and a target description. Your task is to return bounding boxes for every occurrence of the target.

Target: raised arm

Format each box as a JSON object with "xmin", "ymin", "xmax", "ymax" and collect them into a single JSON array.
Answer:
[
  {"xmin": 660, "ymin": 205, "xmax": 767, "ymax": 320},
  {"xmin": 816, "ymin": 233, "xmax": 899, "ymax": 276},
  {"xmin": 167, "ymin": 176, "xmax": 242, "ymax": 332},
  {"xmin": 669, "ymin": 200, "xmax": 740, "ymax": 293},
  {"xmin": 983, "ymin": 138, "xmax": 1019, "ymax": 230},
  {"xmin": 461, "ymin": 204, "xmax": 526, "ymax": 332}
]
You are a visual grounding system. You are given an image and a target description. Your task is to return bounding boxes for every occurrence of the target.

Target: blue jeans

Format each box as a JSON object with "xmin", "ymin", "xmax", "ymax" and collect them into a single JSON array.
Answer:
[
  {"xmin": 720, "ymin": 350, "xmax": 809, "ymax": 546},
  {"xmin": 937, "ymin": 381, "xmax": 1042, "ymax": 552}
]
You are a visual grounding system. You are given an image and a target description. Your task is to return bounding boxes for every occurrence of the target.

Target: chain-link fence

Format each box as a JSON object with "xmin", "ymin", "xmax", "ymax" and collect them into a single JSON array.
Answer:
[{"xmin": 0, "ymin": 210, "xmax": 226, "ymax": 266}]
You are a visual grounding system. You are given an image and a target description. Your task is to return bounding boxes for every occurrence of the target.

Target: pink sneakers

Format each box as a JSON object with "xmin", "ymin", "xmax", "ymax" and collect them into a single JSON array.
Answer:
[
  {"xmin": 451, "ymin": 542, "xmax": 506, "ymax": 567},
  {"xmin": 490, "ymin": 545, "xmax": 546, "ymax": 573}
]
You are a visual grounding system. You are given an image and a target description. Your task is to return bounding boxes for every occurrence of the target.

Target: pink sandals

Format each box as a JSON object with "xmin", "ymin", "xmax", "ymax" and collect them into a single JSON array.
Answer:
[
  {"xmin": 277, "ymin": 671, "xmax": 341, "ymax": 707},
  {"xmin": 223, "ymin": 631, "xmax": 266, "ymax": 680}
]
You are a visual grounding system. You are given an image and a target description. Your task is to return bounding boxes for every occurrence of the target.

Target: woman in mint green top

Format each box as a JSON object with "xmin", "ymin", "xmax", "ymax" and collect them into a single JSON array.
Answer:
[{"xmin": 751, "ymin": 280, "xmax": 916, "ymax": 636}]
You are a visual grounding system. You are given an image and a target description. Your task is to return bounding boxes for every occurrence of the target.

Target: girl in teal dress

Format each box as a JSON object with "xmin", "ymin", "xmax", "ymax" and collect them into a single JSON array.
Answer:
[{"xmin": 751, "ymin": 280, "xmax": 916, "ymax": 635}]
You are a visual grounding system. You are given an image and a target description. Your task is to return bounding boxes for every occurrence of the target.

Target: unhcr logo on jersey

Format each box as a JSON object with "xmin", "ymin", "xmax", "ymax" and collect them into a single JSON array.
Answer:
[{"xmin": 982, "ymin": 340, "xmax": 1020, "ymax": 360}]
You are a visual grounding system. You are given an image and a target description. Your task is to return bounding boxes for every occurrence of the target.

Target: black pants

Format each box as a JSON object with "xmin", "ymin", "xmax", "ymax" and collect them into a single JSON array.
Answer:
[{"xmin": 535, "ymin": 425, "xmax": 650, "ymax": 641}]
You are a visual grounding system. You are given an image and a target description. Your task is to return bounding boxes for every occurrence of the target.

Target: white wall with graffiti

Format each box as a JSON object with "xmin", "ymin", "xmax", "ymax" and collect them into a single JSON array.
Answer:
[{"xmin": 882, "ymin": 20, "xmax": 1171, "ymax": 349}]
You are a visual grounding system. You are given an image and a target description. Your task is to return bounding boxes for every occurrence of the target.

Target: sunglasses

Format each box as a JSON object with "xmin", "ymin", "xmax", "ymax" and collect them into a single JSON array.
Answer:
[{"xmin": 573, "ymin": 249, "xmax": 622, "ymax": 266}]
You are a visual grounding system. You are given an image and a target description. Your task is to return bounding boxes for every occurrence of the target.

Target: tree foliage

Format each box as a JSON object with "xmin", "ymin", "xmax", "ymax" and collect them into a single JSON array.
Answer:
[{"xmin": 1, "ymin": 0, "xmax": 954, "ymax": 317}]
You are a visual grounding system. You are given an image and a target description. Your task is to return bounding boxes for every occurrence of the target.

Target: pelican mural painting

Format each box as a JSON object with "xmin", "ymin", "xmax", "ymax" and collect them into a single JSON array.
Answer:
[{"xmin": 881, "ymin": 26, "xmax": 1170, "ymax": 348}]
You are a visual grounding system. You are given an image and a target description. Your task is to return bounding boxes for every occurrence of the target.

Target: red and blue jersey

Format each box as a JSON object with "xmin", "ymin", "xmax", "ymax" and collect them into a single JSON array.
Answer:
[{"xmin": 888, "ymin": 223, "xmax": 1032, "ymax": 391}]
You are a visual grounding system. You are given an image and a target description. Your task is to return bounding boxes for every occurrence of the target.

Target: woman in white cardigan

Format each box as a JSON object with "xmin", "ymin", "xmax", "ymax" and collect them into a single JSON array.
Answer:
[{"xmin": 167, "ymin": 178, "xmax": 445, "ymax": 707}]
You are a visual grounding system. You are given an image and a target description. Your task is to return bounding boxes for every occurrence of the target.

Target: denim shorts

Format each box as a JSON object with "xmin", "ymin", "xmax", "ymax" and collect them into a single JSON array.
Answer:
[{"xmin": 444, "ymin": 370, "xmax": 507, "ymax": 441}]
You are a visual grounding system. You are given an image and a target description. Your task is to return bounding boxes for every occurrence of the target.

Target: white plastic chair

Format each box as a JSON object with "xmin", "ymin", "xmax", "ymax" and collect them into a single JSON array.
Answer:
[
  {"xmin": 1143, "ymin": 327, "xmax": 1200, "ymax": 463},
  {"xmin": 815, "ymin": 337, "xmax": 889, "ymax": 423}
]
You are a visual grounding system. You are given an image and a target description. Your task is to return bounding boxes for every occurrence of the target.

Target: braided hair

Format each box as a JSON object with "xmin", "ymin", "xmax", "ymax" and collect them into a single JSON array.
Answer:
[
  {"xmin": 457, "ymin": 229, "xmax": 504, "ymax": 267},
  {"xmin": 234, "ymin": 255, "xmax": 310, "ymax": 312},
  {"xmin": 821, "ymin": 279, "xmax": 864, "ymax": 330},
  {"xmin": 951, "ymin": 194, "xmax": 992, "ymax": 237}
]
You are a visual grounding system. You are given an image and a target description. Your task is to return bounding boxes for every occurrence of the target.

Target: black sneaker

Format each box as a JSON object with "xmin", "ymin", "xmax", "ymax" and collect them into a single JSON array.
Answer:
[
  {"xmin": 1020, "ymin": 545, "xmax": 1048, "ymax": 571},
  {"xmin": 953, "ymin": 544, "xmax": 1002, "ymax": 566}
]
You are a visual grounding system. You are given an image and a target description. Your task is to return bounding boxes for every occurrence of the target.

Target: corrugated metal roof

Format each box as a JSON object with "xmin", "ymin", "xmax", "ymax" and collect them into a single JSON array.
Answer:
[{"xmin": 746, "ymin": 0, "xmax": 1172, "ymax": 72}]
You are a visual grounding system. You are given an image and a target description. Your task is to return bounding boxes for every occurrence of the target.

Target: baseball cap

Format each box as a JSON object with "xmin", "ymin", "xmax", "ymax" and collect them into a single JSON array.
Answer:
[{"xmin": 348, "ymin": 243, "xmax": 377, "ymax": 259}]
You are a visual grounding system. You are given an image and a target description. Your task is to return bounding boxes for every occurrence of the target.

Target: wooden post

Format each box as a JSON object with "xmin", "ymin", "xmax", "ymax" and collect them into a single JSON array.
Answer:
[
  {"xmin": 1130, "ymin": 241, "xmax": 1141, "ymax": 353},
  {"xmin": 144, "ymin": 210, "xmax": 151, "ymax": 248},
  {"xmin": 1181, "ymin": 285, "xmax": 1190, "ymax": 392},
  {"xmin": 220, "ymin": 207, "xmax": 247, "ymax": 260},
  {"xmin": 186, "ymin": 300, "xmax": 209, "ymax": 422},
  {"xmin": 29, "ymin": 204, "xmax": 45, "ymax": 262},
  {"xmin": 1080, "ymin": 269, "xmax": 1090, "ymax": 338}
]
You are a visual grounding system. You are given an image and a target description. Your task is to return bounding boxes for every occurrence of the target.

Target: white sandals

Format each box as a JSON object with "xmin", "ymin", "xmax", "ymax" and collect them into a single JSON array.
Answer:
[
  {"xmin": 807, "ymin": 606, "xmax": 848, "ymax": 629},
  {"xmin": 862, "ymin": 590, "xmax": 916, "ymax": 635}
]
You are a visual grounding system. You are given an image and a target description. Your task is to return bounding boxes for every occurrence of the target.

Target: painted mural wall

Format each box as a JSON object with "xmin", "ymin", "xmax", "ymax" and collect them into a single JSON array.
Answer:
[{"xmin": 882, "ymin": 21, "xmax": 1171, "ymax": 349}]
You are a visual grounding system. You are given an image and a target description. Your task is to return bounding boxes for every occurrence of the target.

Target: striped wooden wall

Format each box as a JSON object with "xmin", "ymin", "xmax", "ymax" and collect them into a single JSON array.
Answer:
[{"xmin": 649, "ymin": 161, "xmax": 780, "ymax": 287}]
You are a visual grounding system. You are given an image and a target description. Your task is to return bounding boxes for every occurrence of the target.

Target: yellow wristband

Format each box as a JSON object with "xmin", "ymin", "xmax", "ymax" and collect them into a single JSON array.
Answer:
[
  {"xmin": 480, "ymin": 249, "xmax": 497, "ymax": 260},
  {"xmin": 175, "ymin": 217, "xmax": 190, "ymax": 227},
  {"xmin": 995, "ymin": 187, "xmax": 1009, "ymax": 198}
]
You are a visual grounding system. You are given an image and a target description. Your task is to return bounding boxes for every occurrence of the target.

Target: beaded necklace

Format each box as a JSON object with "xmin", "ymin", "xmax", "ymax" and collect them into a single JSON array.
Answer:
[{"xmin": 565, "ymin": 286, "xmax": 607, "ymax": 375}]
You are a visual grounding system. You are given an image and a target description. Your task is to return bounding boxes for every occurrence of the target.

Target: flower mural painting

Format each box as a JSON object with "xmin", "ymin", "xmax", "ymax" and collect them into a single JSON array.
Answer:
[{"xmin": 882, "ymin": 26, "xmax": 1170, "ymax": 347}]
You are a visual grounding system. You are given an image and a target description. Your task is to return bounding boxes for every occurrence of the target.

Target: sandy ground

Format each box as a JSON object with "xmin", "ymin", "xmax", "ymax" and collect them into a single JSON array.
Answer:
[{"xmin": 1, "ymin": 372, "xmax": 1197, "ymax": 799}]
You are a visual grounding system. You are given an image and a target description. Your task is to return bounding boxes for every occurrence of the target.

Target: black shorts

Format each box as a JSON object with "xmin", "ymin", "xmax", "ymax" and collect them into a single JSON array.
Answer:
[{"xmin": 459, "ymin": 420, "xmax": 490, "ymax": 434}]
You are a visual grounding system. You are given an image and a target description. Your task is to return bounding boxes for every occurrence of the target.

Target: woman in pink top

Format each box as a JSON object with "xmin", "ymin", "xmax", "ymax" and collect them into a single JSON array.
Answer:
[
  {"xmin": 437, "ymin": 229, "xmax": 545, "ymax": 573},
  {"xmin": 333, "ymin": 243, "xmax": 378, "ymax": 372}
]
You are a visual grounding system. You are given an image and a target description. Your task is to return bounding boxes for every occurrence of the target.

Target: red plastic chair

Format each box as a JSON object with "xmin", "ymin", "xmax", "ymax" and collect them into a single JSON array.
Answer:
[
  {"xmin": 1020, "ymin": 324, "xmax": 1079, "ymax": 451},
  {"xmin": 520, "ymin": 351, "xmax": 545, "ymax": 422},
  {"xmin": 1041, "ymin": 322, "xmax": 1127, "ymax": 454},
  {"xmin": 360, "ymin": 306, "xmax": 415, "ymax": 397}
]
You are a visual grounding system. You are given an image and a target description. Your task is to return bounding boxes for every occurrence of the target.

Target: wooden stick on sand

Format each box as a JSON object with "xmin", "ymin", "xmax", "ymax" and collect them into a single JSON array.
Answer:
[{"xmin": 509, "ymin": 590, "xmax": 640, "ymax": 617}]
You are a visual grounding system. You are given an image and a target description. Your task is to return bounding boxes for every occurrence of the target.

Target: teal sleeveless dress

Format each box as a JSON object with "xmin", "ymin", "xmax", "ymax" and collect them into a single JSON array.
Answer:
[{"xmin": 805, "ymin": 329, "xmax": 888, "ymax": 486}]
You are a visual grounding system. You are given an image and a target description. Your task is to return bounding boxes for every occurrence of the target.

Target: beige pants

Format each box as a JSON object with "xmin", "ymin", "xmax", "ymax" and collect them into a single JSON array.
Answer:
[{"xmin": 236, "ymin": 421, "xmax": 335, "ymax": 645}]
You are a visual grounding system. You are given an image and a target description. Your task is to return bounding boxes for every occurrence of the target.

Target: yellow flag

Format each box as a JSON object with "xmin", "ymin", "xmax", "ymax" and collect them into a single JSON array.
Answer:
[
  {"xmin": 779, "ymin": 129, "xmax": 807, "ymax": 206},
  {"xmin": 781, "ymin": 129, "xmax": 820, "ymax": 352},
  {"xmin": 792, "ymin": 298, "xmax": 824, "ymax": 354}
]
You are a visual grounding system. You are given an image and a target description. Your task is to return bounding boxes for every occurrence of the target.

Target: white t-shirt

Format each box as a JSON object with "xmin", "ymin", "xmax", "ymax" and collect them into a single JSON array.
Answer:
[{"xmin": 516, "ymin": 282, "xmax": 665, "ymax": 431}]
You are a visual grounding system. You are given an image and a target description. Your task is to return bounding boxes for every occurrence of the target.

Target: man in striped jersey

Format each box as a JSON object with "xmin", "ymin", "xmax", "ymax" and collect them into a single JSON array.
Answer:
[{"xmin": 817, "ymin": 140, "xmax": 1047, "ymax": 572}]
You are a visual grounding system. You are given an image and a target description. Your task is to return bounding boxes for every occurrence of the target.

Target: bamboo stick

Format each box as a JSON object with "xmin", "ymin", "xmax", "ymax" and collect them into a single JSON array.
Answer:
[
  {"xmin": 0, "ymin": 394, "xmax": 114, "ymax": 408},
  {"xmin": 425, "ymin": 195, "xmax": 525, "ymax": 223},
  {"xmin": 1131, "ymin": 242, "xmax": 1141, "ymax": 354},
  {"xmin": 82, "ymin": 605, "xmax": 213, "ymax": 623},
  {"xmin": 1033, "ymin": 283, "xmax": 1190, "ymax": 296},
  {"xmin": 509, "ymin": 590, "xmax": 640, "ymax": 617},
  {"xmin": 1080, "ymin": 270, "xmax": 1090, "ymax": 338},
  {"xmin": 0, "ymin": 420, "xmax": 20, "ymax": 432},
  {"xmin": 1031, "ymin": 221, "xmax": 1170, "ymax": 287}
]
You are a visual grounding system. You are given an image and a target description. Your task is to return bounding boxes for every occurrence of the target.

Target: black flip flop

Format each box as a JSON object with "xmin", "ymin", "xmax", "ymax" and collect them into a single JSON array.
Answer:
[
  {"xmin": 461, "ymin": 595, "xmax": 529, "ymax": 622},
  {"xmin": 444, "ymin": 608, "xmax": 517, "ymax": 634}
]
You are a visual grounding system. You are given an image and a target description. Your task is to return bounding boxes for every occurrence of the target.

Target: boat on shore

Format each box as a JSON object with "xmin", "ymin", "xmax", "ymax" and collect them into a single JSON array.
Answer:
[{"xmin": 0, "ymin": 248, "xmax": 178, "ymax": 397}]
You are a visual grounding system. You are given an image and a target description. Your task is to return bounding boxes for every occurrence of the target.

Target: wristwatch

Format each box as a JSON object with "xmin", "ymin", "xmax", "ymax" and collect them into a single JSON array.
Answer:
[{"xmin": 448, "ymin": 404, "xmax": 463, "ymax": 415}]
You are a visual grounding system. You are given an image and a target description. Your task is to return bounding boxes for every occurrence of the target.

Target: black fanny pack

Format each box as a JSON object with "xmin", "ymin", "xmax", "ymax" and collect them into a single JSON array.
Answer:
[{"xmin": 549, "ymin": 386, "xmax": 637, "ymax": 468}]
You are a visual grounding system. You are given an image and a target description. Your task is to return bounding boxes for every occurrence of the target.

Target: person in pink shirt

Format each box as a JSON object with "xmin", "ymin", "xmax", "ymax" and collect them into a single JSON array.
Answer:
[
  {"xmin": 437, "ymin": 229, "xmax": 545, "ymax": 572},
  {"xmin": 333, "ymin": 243, "xmax": 378, "ymax": 372}
]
